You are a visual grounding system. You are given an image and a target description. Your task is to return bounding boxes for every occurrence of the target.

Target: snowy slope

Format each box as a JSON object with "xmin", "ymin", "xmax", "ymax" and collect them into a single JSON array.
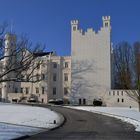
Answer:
[
  {"xmin": 67, "ymin": 106, "xmax": 140, "ymax": 132},
  {"xmin": 0, "ymin": 123, "xmax": 43, "ymax": 140},
  {"xmin": 0, "ymin": 103, "xmax": 64, "ymax": 140},
  {"xmin": 0, "ymin": 103, "xmax": 63, "ymax": 128}
]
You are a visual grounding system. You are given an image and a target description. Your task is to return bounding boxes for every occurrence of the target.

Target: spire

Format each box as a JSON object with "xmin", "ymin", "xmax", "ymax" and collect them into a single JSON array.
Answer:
[{"xmin": 10, "ymin": 20, "xmax": 14, "ymax": 33}]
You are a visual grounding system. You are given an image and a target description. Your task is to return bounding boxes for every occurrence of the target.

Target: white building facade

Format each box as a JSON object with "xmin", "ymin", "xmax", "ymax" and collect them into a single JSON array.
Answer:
[
  {"xmin": 0, "ymin": 17, "xmax": 138, "ymax": 107},
  {"xmin": 0, "ymin": 33, "xmax": 71, "ymax": 103},
  {"xmin": 70, "ymin": 16, "xmax": 138, "ymax": 107}
]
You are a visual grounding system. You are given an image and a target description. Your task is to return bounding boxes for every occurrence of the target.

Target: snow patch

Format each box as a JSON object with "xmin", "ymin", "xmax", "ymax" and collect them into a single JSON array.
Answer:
[
  {"xmin": 0, "ymin": 103, "xmax": 64, "ymax": 140},
  {"xmin": 0, "ymin": 103, "xmax": 62, "ymax": 128},
  {"xmin": 0, "ymin": 123, "xmax": 42, "ymax": 140}
]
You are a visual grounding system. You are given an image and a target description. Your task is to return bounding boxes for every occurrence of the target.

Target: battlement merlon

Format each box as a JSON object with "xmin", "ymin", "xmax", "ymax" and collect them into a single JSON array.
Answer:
[
  {"xmin": 102, "ymin": 16, "xmax": 111, "ymax": 21},
  {"xmin": 71, "ymin": 20, "xmax": 79, "ymax": 25}
]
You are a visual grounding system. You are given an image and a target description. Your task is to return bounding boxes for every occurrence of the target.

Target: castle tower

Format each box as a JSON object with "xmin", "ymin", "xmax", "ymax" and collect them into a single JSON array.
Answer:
[
  {"xmin": 71, "ymin": 17, "xmax": 111, "ymax": 105},
  {"xmin": 2, "ymin": 33, "xmax": 17, "ymax": 101}
]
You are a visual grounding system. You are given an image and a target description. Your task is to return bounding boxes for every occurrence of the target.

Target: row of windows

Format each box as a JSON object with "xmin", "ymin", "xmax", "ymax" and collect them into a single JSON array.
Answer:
[
  {"xmin": 35, "ymin": 61, "xmax": 70, "ymax": 70},
  {"xmin": 109, "ymin": 91, "xmax": 124, "ymax": 96},
  {"xmin": 25, "ymin": 72, "xmax": 69, "ymax": 82},
  {"xmin": 35, "ymin": 87, "xmax": 45, "ymax": 94},
  {"xmin": 1, "ymin": 86, "xmax": 68, "ymax": 96},
  {"xmin": 0, "ymin": 87, "xmax": 69, "ymax": 95},
  {"xmin": 117, "ymin": 98, "xmax": 124, "ymax": 103},
  {"xmin": 53, "ymin": 87, "xmax": 69, "ymax": 95},
  {"xmin": 25, "ymin": 73, "xmax": 69, "ymax": 83},
  {"xmin": 33, "ymin": 61, "xmax": 70, "ymax": 70},
  {"xmin": 15, "ymin": 87, "xmax": 45, "ymax": 94},
  {"xmin": 53, "ymin": 62, "xmax": 69, "ymax": 69},
  {"xmin": 79, "ymin": 98, "xmax": 86, "ymax": 105},
  {"xmin": 78, "ymin": 98, "xmax": 124, "ymax": 105},
  {"xmin": 24, "ymin": 73, "xmax": 46, "ymax": 81},
  {"xmin": 53, "ymin": 73, "xmax": 69, "ymax": 82},
  {"xmin": 19, "ymin": 87, "xmax": 29, "ymax": 94}
]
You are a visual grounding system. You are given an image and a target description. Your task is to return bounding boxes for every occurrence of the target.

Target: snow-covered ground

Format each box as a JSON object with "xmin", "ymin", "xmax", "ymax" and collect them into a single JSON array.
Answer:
[
  {"xmin": 67, "ymin": 106, "xmax": 140, "ymax": 132},
  {"xmin": 0, "ymin": 103, "xmax": 64, "ymax": 140},
  {"xmin": 0, "ymin": 123, "xmax": 43, "ymax": 140}
]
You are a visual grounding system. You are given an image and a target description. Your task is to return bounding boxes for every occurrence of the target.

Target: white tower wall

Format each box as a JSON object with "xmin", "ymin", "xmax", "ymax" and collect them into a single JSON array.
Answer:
[
  {"xmin": 2, "ymin": 33, "xmax": 17, "ymax": 101},
  {"xmin": 71, "ymin": 16, "xmax": 111, "ymax": 104}
]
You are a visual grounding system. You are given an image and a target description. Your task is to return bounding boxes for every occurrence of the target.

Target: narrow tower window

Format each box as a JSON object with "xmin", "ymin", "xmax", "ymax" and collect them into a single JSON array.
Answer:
[
  {"xmin": 73, "ymin": 26, "xmax": 76, "ymax": 31},
  {"xmin": 105, "ymin": 22, "xmax": 108, "ymax": 27}
]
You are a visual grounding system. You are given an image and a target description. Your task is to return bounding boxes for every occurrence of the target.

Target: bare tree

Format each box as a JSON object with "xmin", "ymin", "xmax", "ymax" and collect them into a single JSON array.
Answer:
[
  {"xmin": 113, "ymin": 41, "xmax": 140, "ymax": 111},
  {"xmin": 126, "ymin": 42, "xmax": 140, "ymax": 111},
  {"xmin": 113, "ymin": 41, "xmax": 132, "ymax": 89},
  {"xmin": 0, "ymin": 36, "xmax": 43, "ymax": 82},
  {"xmin": 0, "ymin": 25, "xmax": 45, "ymax": 83}
]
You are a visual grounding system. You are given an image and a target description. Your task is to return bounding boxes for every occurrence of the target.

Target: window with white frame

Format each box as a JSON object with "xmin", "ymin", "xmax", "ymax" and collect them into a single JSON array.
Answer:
[
  {"xmin": 53, "ymin": 87, "xmax": 56, "ymax": 95},
  {"xmin": 64, "ymin": 73, "xmax": 68, "ymax": 81},
  {"xmin": 42, "ymin": 87, "xmax": 45, "ymax": 94},
  {"xmin": 36, "ymin": 87, "xmax": 39, "ymax": 94},
  {"xmin": 113, "ymin": 91, "xmax": 115, "ymax": 96},
  {"xmin": 64, "ymin": 62, "xmax": 69, "ymax": 68},
  {"xmin": 64, "ymin": 87, "xmax": 69, "ymax": 95},
  {"xmin": 53, "ymin": 73, "xmax": 57, "ymax": 81},
  {"xmin": 25, "ymin": 87, "xmax": 29, "ymax": 94},
  {"xmin": 121, "ymin": 91, "xmax": 123, "ymax": 96},
  {"xmin": 15, "ymin": 88, "xmax": 18, "ymax": 93},
  {"xmin": 117, "ymin": 91, "xmax": 119, "ymax": 96},
  {"xmin": 20, "ymin": 88, "xmax": 23, "ymax": 93}
]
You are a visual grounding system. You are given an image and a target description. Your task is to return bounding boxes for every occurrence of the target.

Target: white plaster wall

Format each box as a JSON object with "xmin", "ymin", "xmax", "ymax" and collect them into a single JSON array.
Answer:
[
  {"xmin": 71, "ymin": 17, "xmax": 111, "ymax": 104},
  {"xmin": 47, "ymin": 56, "xmax": 71, "ymax": 101},
  {"xmin": 104, "ymin": 90, "xmax": 138, "ymax": 108}
]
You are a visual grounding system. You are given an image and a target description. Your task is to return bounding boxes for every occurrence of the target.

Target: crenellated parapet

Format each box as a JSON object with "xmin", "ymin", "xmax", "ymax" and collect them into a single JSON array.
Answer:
[
  {"xmin": 102, "ymin": 16, "xmax": 111, "ymax": 21},
  {"xmin": 71, "ymin": 20, "xmax": 79, "ymax": 25},
  {"xmin": 71, "ymin": 16, "xmax": 111, "ymax": 35}
]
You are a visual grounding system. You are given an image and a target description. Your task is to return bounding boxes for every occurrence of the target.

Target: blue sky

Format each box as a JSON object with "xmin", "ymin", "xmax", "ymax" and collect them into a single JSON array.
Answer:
[{"xmin": 0, "ymin": 0, "xmax": 140, "ymax": 56}]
